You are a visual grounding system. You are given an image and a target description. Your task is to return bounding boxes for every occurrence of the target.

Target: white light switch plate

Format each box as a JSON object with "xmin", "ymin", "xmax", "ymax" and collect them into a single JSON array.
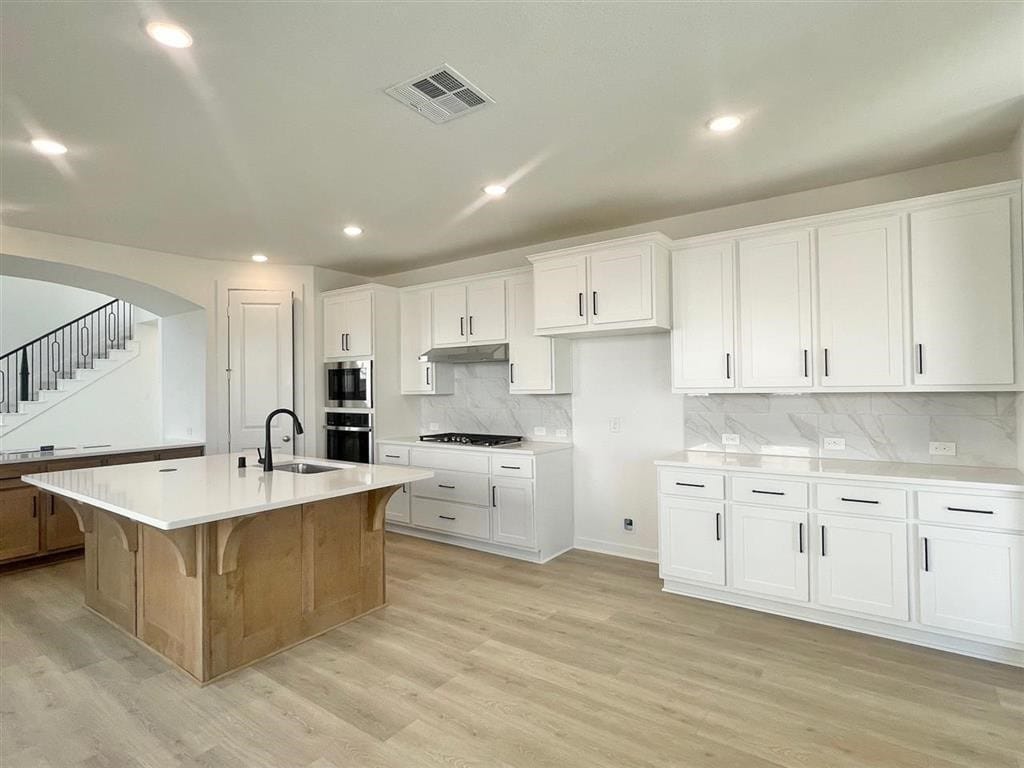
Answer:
[
  {"xmin": 823, "ymin": 437, "xmax": 846, "ymax": 451},
  {"xmin": 930, "ymin": 441, "xmax": 956, "ymax": 456},
  {"xmin": 721, "ymin": 434, "xmax": 740, "ymax": 445},
  {"xmin": 534, "ymin": 426, "xmax": 547, "ymax": 436}
]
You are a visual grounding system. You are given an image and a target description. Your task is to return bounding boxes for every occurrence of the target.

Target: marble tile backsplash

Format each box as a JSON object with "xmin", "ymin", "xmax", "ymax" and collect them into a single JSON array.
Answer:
[
  {"xmin": 684, "ymin": 393, "xmax": 1018, "ymax": 468},
  {"xmin": 418, "ymin": 363, "xmax": 573, "ymax": 441}
]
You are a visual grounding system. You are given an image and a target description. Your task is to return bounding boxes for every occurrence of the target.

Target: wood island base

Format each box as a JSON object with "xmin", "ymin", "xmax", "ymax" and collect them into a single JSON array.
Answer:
[{"xmin": 67, "ymin": 486, "xmax": 400, "ymax": 683}]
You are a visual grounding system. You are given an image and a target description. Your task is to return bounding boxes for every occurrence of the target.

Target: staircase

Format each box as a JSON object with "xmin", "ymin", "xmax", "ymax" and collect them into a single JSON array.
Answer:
[{"xmin": 0, "ymin": 299, "xmax": 138, "ymax": 438}]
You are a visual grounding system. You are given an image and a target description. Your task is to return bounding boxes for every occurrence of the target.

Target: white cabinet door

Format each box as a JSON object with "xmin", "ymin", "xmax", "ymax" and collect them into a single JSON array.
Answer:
[
  {"xmin": 817, "ymin": 216, "xmax": 904, "ymax": 387},
  {"xmin": 385, "ymin": 483, "xmax": 411, "ymax": 524},
  {"xmin": 466, "ymin": 278, "xmax": 507, "ymax": 343},
  {"xmin": 918, "ymin": 525, "xmax": 1023, "ymax": 642},
  {"xmin": 659, "ymin": 497, "xmax": 725, "ymax": 586},
  {"xmin": 814, "ymin": 513, "xmax": 909, "ymax": 620},
  {"xmin": 491, "ymin": 477, "xmax": 535, "ymax": 548},
  {"xmin": 401, "ymin": 290, "xmax": 433, "ymax": 394},
  {"xmin": 324, "ymin": 291, "xmax": 372, "ymax": 358},
  {"xmin": 508, "ymin": 275, "xmax": 552, "ymax": 392},
  {"xmin": 323, "ymin": 294, "xmax": 347, "ymax": 358},
  {"xmin": 533, "ymin": 254, "xmax": 589, "ymax": 331},
  {"xmin": 910, "ymin": 196, "xmax": 1015, "ymax": 386},
  {"xmin": 738, "ymin": 230, "xmax": 813, "ymax": 388},
  {"xmin": 432, "ymin": 284, "xmax": 468, "ymax": 347},
  {"xmin": 671, "ymin": 242, "xmax": 736, "ymax": 390},
  {"xmin": 589, "ymin": 246, "xmax": 653, "ymax": 325},
  {"xmin": 730, "ymin": 505, "xmax": 809, "ymax": 601}
]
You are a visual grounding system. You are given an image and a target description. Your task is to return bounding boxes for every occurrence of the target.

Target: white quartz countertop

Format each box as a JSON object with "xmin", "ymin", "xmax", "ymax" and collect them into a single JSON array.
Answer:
[
  {"xmin": 655, "ymin": 450, "xmax": 1024, "ymax": 492},
  {"xmin": 378, "ymin": 436, "xmax": 573, "ymax": 456},
  {"xmin": 0, "ymin": 440, "xmax": 205, "ymax": 466},
  {"xmin": 21, "ymin": 451, "xmax": 433, "ymax": 530}
]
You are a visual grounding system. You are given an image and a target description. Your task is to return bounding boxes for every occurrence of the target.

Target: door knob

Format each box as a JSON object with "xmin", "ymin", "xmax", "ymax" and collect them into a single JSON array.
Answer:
[{"xmin": 282, "ymin": 435, "xmax": 291, "ymax": 443}]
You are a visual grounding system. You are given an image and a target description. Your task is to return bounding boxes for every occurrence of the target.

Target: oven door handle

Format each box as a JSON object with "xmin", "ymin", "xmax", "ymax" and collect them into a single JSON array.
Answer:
[{"xmin": 325, "ymin": 426, "xmax": 373, "ymax": 432}]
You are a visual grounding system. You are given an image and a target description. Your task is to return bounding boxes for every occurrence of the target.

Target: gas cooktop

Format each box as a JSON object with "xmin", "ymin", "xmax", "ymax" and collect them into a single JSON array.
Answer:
[{"xmin": 419, "ymin": 433, "xmax": 523, "ymax": 447}]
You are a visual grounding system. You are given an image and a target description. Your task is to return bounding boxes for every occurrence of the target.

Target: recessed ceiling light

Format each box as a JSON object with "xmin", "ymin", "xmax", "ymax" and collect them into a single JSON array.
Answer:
[
  {"xmin": 31, "ymin": 138, "xmax": 68, "ymax": 156},
  {"xmin": 707, "ymin": 115, "xmax": 742, "ymax": 133},
  {"xmin": 483, "ymin": 184, "xmax": 507, "ymax": 198},
  {"xmin": 251, "ymin": 253, "xmax": 268, "ymax": 263},
  {"xmin": 343, "ymin": 225, "xmax": 363, "ymax": 237},
  {"xmin": 145, "ymin": 21, "xmax": 193, "ymax": 49}
]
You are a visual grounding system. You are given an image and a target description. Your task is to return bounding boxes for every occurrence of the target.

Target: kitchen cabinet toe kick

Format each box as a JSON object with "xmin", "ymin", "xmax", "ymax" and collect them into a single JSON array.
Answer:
[{"xmin": 67, "ymin": 490, "xmax": 398, "ymax": 684}]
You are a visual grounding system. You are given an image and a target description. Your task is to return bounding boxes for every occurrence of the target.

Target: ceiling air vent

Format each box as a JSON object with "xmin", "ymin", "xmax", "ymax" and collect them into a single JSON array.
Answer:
[{"xmin": 385, "ymin": 64, "xmax": 494, "ymax": 124}]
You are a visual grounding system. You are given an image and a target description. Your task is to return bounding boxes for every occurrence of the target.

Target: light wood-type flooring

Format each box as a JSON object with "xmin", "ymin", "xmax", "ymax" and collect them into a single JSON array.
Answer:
[{"xmin": 2, "ymin": 533, "xmax": 1021, "ymax": 767}]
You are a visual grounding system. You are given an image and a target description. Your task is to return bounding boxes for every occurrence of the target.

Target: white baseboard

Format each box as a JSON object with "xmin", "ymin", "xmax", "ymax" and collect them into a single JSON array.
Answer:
[{"xmin": 573, "ymin": 536, "xmax": 658, "ymax": 563}]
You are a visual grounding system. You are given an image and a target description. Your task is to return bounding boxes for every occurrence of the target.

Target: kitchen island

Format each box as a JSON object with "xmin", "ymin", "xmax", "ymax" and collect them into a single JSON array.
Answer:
[{"xmin": 21, "ymin": 452, "xmax": 432, "ymax": 683}]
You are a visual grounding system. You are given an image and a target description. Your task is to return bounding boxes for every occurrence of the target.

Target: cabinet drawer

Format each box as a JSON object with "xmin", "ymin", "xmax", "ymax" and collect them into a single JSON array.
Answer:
[
  {"xmin": 918, "ymin": 491, "xmax": 1024, "ymax": 532},
  {"xmin": 732, "ymin": 476, "xmax": 808, "ymax": 509},
  {"xmin": 659, "ymin": 469, "xmax": 725, "ymax": 500},
  {"xmin": 491, "ymin": 457, "xmax": 533, "ymax": 478},
  {"xmin": 378, "ymin": 446, "xmax": 410, "ymax": 465},
  {"xmin": 412, "ymin": 470, "xmax": 490, "ymax": 506},
  {"xmin": 411, "ymin": 498, "xmax": 490, "ymax": 540},
  {"xmin": 409, "ymin": 448, "xmax": 490, "ymax": 474},
  {"xmin": 816, "ymin": 484, "xmax": 907, "ymax": 519}
]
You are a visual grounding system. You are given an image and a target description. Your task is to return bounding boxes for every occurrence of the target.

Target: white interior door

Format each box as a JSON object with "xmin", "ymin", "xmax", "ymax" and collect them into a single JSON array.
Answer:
[
  {"xmin": 730, "ymin": 504, "xmax": 809, "ymax": 601},
  {"xmin": 228, "ymin": 289, "xmax": 294, "ymax": 451},
  {"xmin": 817, "ymin": 216, "xmax": 904, "ymax": 387}
]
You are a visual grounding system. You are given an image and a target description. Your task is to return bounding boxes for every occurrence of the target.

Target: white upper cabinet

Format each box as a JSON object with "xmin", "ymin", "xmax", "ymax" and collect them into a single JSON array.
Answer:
[
  {"xmin": 671, "ymin": 242, "xmax": 736, "ymax": 391},
  {"xmin": 910, "ymin": 196, "xmax": 1016, "ymax": 386},
  {"xmin": 431, "ymin": 278, "xmax": 507, "ymax": 347},
  {"xmin": 400, "ymin": 289, "xmax": 452, "ymax": 395},
  {"xmin": 738, "ymin": 229, "xmax": 814, "ymax": 389},
  {"xmin": 817, "ymin": 216, "xmax": 904, "ymax": 387},
  {"xmin": 323, "ymin": 288, "xmax": 373, "ymax": 359},
  {"xmin": 529, "ymin": 235, "xmax": 671, "ymax": 337},
  {"xmin": 507, "ymin": 275, "xmax": 572, "ymax": 394}
]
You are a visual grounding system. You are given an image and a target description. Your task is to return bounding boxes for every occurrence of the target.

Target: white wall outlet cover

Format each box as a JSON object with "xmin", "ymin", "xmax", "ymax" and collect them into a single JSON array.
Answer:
[
  {"xmin": 555, "ymin": 428, "xmax": 568, "ymax": 438},
  {"xmin": 721, "ymin": 433, "xmax": 740, "ymax": 445},
  {"xmin": 534, "ymin": 426, "xmax": 547, "ymax": 436},
  {"xmin": 929, "ymin": 441, "xmax": 957, "ymax": 456},
  {"xmin": 429, "ymin": 422, "xmax": 440, "ymax": 431},
  {"xmin": 609, "ymin": 417, "xmax": 622, "ymax": 434},
  {"xmin": 823, "ymin": 437, "xmax": 846, "ymax": 451}
]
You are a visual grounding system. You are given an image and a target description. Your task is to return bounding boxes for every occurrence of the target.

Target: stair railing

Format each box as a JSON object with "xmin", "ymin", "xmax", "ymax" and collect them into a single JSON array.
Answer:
[{"xmin": 0, "ymin": 299, "xmax": 134, "ymax": 414}]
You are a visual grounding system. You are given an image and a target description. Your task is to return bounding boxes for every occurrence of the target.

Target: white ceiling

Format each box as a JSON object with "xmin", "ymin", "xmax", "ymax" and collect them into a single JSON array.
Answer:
[{"xmin": 2, "ymin": 2, "xmax": 1022, "ymax": 276}]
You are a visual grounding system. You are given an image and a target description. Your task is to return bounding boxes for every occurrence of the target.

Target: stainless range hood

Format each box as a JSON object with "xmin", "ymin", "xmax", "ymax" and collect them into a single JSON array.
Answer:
[{"xmin": 422, "ymin": 343, "xmax": 508, "ymax": 364}]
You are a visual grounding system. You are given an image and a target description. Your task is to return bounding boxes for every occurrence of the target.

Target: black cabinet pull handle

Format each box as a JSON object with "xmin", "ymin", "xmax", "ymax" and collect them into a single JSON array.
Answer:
[
  {"xmin": 509, "ymin": 363, "xmax": 514, "ymax": 384},
  {"xmin": 32, "ymin": 497, "xmax": 37, "ymax": 519},
  {"xmin": 384, "ymin": 454, "xmax": 400, "ymax": 459},
  {"xmin": 725, "ymin": 352, "xmax": 732, "ymax": 380},
  {"xmin": 578, "ymin": 292, "xmax": 584, "ymax": 317},
  {"xmin": 426, "ymin": 365, "xmax": 432, "ymax": 386},
  {"xmin": 840, "ymin": 497, "xmax": 879, "ymax": 505},
  {"xmin": 592, "ymin": 291, "xmax": 598, "ymax": 316},
  {"xmin": 439, "ymin": 515, "xmax": 456, "ymax": 521},
  {"xmin": 676, "ymin": 481, "xmax": 706, "ymax": 488},
  {"xmin": 460, "ymin": 317, "xmax": 465, "ymax": 336},
  {"xmin": 752, "ymin": 489, "xmax": 785, "ymax": 496},
  {"xmin": 802, "ymin": 349, "xmax": 809, "ymax": 378},
  {"xmin": 820, "ymin": 525, "xmax": 827, "ymax": 557},
  {"xmin": 916, "ymin": 343, "xmax": 924, "ymax": 375},
  {"xmin": 798, "ymin": 522, "xmax": 804, "ymax": 553},
  {"xmin": 922, "ymin": 537, "xmax": 930, "ymax": 571},
  {"xmin": 469, "ymin": 316, "xmax": 475, "ymax": 335},
  {"xmin": 823, "ymin": 348, "xmax": 830, "ymax": 377},
  {"xmin": 947, "ymin": 506, "xmax": 994, "ymax": 515},
  {"xmin": 438, "ymin": 484, "xmax": 456, "ymax": 489},
  {"xmin": 492, "ymin": 486, "xmax": 497, "ymax": 507},
  {"xmin": 715, "ymin": 512, "xmax": 722, "ymax": 542},
  {"xmin": 500, "ymin": 465, "xmax": 520, "ymax": 470}
]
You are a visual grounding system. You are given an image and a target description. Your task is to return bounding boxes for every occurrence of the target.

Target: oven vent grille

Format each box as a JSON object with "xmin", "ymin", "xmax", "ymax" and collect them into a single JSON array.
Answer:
[{"xmin": 385, "ymin": 64, "xmax": 494, "ymax": 124}]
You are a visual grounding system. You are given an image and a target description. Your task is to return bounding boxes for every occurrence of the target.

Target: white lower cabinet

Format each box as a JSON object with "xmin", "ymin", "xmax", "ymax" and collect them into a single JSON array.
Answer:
[
  {"xmin": 659, "ymin": 498, "xmax": 725, "ymax": 585},
  {"xmin": 491, "ymin": 477, "xmax": 536, "ymax": 548},
  {"xmin": 918, "ymin": 525, "xmax": 1023, "ymax": 643},
  {"xmin": 385, "ymin": 483, "xmax": 411, "ymax": 524},
  {"xmin": 814, "ymin": 513, "xmax": 909, "ymax": 620},
  {"xmin": 730, "ymin": 505, "xmax": 809, "ymax": 601}
]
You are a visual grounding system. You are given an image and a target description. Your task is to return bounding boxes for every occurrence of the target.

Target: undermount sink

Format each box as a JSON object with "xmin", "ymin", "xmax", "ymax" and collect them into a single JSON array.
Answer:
[{"xmin": 275, "ymin": 462, "xmax": 340, "ymax": 475}]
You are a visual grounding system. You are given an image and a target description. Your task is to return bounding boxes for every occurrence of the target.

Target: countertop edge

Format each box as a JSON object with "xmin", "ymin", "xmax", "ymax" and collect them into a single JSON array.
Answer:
[
  {"xmin": 1, "ymin": 440, "xmax": 206, "ymax": 467},
  {"xmin": 377, "ymin": 437, "xmax": 573, "ymax": 455}
]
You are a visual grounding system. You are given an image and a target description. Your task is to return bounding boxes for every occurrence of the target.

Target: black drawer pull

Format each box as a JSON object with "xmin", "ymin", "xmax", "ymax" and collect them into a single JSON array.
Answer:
[
  {"xmin": 752, "ymin": 489, "xmax": 785, "ymax": 496},
  {"xmin": 384, "ymin": 454, "xmax": 401, "ymax": 459},
  {"xmin": 715, "ymin": 512, "xmax": 721, "ymax": 542},
  {"xmin": 438, "ymin": 484, "xmax": 456, "ymax": 489},
  {"xmin": 438, "ymin": 515, "xmax": 456, "ymax": 521},
  {"xmin": 840, "ymin": 497, "xmax": 879, "ymax": 505},
  {"xmin": 798, "ymin": 522, "xmax": 804, "ymax": 553},
  {"xmin": 675, "ymin": 482, "xmax": 706, "ymax": 488},
  {"xmin": 947, "ymin": 506, "xmax": 994, "ymax": 515},
  {"xmin": 499, "ymin": 465, "xmax": 521, "ymax": 470}
]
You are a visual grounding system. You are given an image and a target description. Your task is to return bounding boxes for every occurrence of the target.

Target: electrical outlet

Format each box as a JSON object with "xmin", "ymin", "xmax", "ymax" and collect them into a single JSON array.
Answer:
[
  {"xmin": 721, "ymin": 433, "xmax": 740, "ymax": 446},
  {"xmin": 623, "ymin": 518, "xmax": 634, "ymax": 532},
  {"xmin": 930, "ymin": 441, "xmax": 956, "ymax": 457},
  {"xmin": 823, "ymin": 437, "xmax": 846, "ymax": 451},
  {"xmin": 609, "ymin": 417, "xmax": 622, "ymax": 434},
  {"xmin": 429, "ymin": 422, "xmax": 440, "ymax": 431},
  {"xmin": 555, "ymin": 428, "xmax": 568, "ymax": 438},
  {"xmin": 534, "ymin": 426, "xmax": 547, "ymax": 437}
]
